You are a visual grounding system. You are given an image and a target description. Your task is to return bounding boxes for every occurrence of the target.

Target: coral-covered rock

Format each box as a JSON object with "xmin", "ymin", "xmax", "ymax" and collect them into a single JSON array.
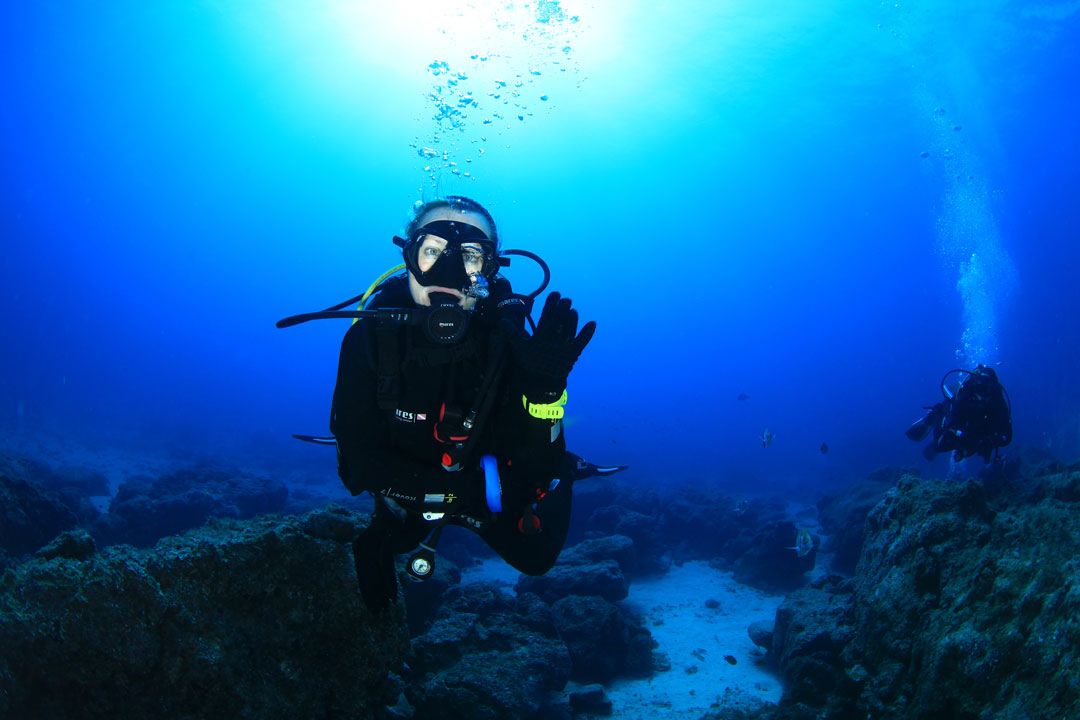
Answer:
[
  {"xmin": 732, "ymin": 521, "xmax": 817, "ymax": 592},
  {"xmin": 35, "ymin": 528, "xmax": 97, "ymax": 561},
  {"xmin": 584, "ymin": 505, "xmax": 669, "ymax": 575},
  {"xmin": 0, "ymin": 508, "xmax": 407, "ymax": 720},
  {"xmin": 407, "ymin": 583, "xmax": 571, "ymax": 719},
  {"xmin": 515, "ymin": 557, "xmax": 628, "ymax": 603},
  {"xmin": 551, "ymin": 594, "xmax": 655, "ymax": 683},
  {"xmin": 94, "ymin": 465, "xmax": 288, "ymax": 547},
  {"xmin": 771, "ymin": 576, "xmax": 858, "ymax": 716},
  {"xmin": 816, "ymin": 467, "xmax": 904, "ymax": 575},
  {"xmin": 568, "ymin": 683, "xmax": 613, "ymax": 715},
  {"xmin": 557, "ymin": 534, "xmax": 637, "ymax": 577},
  {"xmin": 764, "ymin": 469, "xmax": 1080, "ymax": 719},
  {"xmin": 850, "ymin": 474, "xmax": 1079, "ymax": 719},
  {"xmin": 0, "ymin": 473, "xmax": 80, "ymax": 557}
]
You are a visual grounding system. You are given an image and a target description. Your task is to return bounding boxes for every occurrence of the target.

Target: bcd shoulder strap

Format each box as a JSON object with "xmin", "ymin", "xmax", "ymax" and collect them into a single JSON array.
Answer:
[{"xmin": 375, "ymin": 318, "xmax": 401, "ymax": 410}]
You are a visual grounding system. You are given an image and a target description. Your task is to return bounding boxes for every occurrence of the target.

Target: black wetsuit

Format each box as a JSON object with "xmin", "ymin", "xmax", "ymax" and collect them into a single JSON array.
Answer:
[{"xmin": 330, "ymin": 277, "xmax": 573, "ymax": 607}]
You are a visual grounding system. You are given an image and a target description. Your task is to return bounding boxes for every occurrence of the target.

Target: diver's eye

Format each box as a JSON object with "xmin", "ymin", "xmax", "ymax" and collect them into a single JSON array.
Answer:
[
  {"xmin": 422, "ymin": 247, "xmax": 442, "ymax": 259},
  {"xmin": 461, "ymin": 249, "xmax": 486, "ymax": 268}
]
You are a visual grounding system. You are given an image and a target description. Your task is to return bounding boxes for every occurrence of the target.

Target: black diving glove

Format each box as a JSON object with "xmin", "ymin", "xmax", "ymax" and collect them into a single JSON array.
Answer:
[{"xmin": 504, "ymin": 292, "xmax": 596, "ymax": 402}]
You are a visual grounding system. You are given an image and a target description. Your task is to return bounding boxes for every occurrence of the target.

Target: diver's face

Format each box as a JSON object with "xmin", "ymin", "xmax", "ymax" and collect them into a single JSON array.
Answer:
[{"xmin": 408, "ymin": 207, "xmax": 494, "ymax": 309}]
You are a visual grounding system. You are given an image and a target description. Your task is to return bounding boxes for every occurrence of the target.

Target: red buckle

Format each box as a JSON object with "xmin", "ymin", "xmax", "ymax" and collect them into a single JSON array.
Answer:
[
  {"xmin": 441, "ymin": 452, "xmax": 453, "ymax": 468},
  {"xmin": 517, "ymin": 514, "xmax": 541, "ymax": 534}
]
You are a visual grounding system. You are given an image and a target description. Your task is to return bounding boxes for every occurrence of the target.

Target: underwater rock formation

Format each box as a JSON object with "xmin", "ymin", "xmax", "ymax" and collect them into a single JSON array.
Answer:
[
  {"xmin": 816, "ymin": 466, "xmax": 914, "ymax": 575},
  {"xmin": 92, "ymin": 464, "xmax": 289, "ymax": 547},
  {"xmin": 0, "ymin": 506, "xmax": 407, "ymax": 720},
  {"xmin": 579, "ymin": 485, "xmax": 793, "ymax": 584},
  {"xmin": 759, "ymin": 467, "xmax": 1080, "ymax": 719},
  {"xmin": 407, "ymin": 582, "xmax": 572, "ymax": 719},
  {"xmin": 0, "ymin": 472, "xmax": 82, "ymax": 565},
  {"xmin": 731, "ymin": 520, "xmax": 817, "ymax": 593},
  {"xmin": 551, "ymin": 593, "xmax": 656, "ymax": 684},
  {"xmin": 515, "ymin": 556, "xmax": 628, "ymax": 603}
]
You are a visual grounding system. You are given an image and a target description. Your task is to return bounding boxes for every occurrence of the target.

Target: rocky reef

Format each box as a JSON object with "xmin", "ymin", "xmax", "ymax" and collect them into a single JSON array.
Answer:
[
  {"xmin": 733, "ymin": 463, "xmax": 1080, "ymax": 720},
  {"xmin": 10, "ymin": 443, "xmax": 1077, "ymax": 719},
  {"xmin": 0, "ymin": 506, "xmax": 407, "ymax": 720}
]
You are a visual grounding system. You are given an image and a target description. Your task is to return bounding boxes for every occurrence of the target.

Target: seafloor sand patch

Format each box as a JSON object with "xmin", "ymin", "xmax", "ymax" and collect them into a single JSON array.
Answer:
[
  {"xmin": 606, "ymin": 561, "xmax": 783, "ymax": 718},
  {"xmin": 462, "ymin": 558, "xmax": 783, "ymax": 718}
]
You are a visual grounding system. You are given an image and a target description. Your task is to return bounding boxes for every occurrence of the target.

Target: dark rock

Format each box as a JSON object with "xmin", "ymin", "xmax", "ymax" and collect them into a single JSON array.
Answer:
[
  {"xmin": 558, "ymin": 534, "xmax": 637, "ymax": 577},
  {"xmin": 579, "ymin": 486, "xmax": 791, "ymax": 576},
  {"xmin": 568, "ymin": 683, "xmax": 612, "ymax": 715},
  {"xmin": 0, "ymin": 508, "xmax": 407, "ymax": 720},
  {"xmin": 705, "ymin": 597, "xmax": 721, "ymax": 609},
  {"xmin": 748, "ymin": 619, "xmax": 774, "ymax": 648},
  {"xmin": 817, "ymin": 468, "xmax": 903, "ymax": 575},
  {"xmin": 539, "ymin": 690, "xmax": 573, "ymax": 720},
  {"xmin": 35, "ymin": 528, "xmax": 97, "ymax": 561},
  {"xmin": 849, "ymin": 475, "xmax": 1079, "ymax": 719},
  {"xmin": 771, "ymin": 577, "xmax": 858, "ymax": 715},
  {"xmin": 43, "ymin": 465, "xmax": 111, "ymax": 496},
  {"xmin": 765, "ymin": 469, "xmax": 1080, "ymax": 719},
  {"xmin": 584, "ymin": 505, "xmax": 669, "ymax": 575},
  {"xmin": 732, "ymin": 520, "xmax": 816, "ymax": 592},
  {"xmin": 300, "ymin": 504, "xmax": 363, "ymax": 542},
  {"xmin": 0, "ymin": 473, "xmax": 80, "ymax": 557},
  {"xmin": 661, "ymin": 491, "xmax": 788, "ymax": 566},
  {"xmin": 550, "ymin": 595, "xmax": 655, "ymax": 683},
  {"xmin": 516, "ymin": 557, "xmax": 628, "ymax": 603},
  {"xmin": 0, "ymin": 454, "xmax": 103, "ymax": 525},
  {"xmin": 95, "ymin": 465, "xmax": 289, "ymax": 547},
  {"xmin": 407, "ymin": 583, "xmax": 571, "ymax": 719}
]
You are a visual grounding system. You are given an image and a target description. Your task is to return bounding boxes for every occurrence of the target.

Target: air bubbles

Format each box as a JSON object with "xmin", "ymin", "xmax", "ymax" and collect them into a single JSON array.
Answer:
[{"xmin": 415, "ymin": 1, "xmax": 585, "ymax": 184}]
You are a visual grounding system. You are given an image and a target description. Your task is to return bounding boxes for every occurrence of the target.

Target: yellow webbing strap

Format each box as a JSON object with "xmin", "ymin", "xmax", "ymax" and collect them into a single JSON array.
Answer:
[
  {"xmin": 522, "ymin": 389, "xmax": 568, "ymax": 420},
  {"xmin": 353, "ymin": 264, "xmax": 407, "ymax": 325}
]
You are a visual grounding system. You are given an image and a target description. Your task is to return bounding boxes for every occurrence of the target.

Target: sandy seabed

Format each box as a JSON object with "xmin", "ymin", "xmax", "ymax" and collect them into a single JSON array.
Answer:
[{"xmin": 462, "ymin": 559, "xmax": 784, "ymax": 718}]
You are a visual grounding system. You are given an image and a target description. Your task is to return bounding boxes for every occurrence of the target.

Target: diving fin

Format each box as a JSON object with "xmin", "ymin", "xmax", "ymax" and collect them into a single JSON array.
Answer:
[
  {"xmin": 293, "ymin": 434, "xmax": 338, "ymax": 445},
  {"xmin": 566, "ymin": 451, "xmax": 628, "ymax": 482}
]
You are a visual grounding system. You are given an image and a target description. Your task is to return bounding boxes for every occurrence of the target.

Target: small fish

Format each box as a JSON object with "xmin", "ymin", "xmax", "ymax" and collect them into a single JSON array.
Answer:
[
  {"xmin": 724, "ymin": 655, "xmax": 737, "ymax": 665},
  {"xmin": 819, "ymin": 442, "xmax": 829, "ymax": 454},
  {"xmin": 787, "ymin": 527, "xmax": 814, "ymax": 558},
  {"xmin": 761, "ymin": 429, "xmax": 774, "ymax": 448},
  {"xmin": 737, "ymin": 393, "xmax": 750, "ymax": 402}
]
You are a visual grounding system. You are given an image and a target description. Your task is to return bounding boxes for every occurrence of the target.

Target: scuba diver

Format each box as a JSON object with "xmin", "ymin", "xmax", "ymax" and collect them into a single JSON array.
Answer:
[
  {"xmin": 906, "ymin": 364, "xmax": 1013, "ymax": 463},
  {"xmin": 278, "ymin": 195, "xmax": 626, "ymax": 612}
]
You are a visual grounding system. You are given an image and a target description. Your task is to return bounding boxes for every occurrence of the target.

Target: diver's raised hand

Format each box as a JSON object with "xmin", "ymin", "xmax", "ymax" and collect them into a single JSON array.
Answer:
[{"xmin": 505, "ymin": 292, "xmax": 596, "ymax": 401}]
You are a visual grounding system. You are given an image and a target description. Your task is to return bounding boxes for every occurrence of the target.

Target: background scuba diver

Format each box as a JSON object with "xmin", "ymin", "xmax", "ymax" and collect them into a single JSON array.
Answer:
[
  {"xmin": 288, "ymin": 195, "xmax": 625, "ymax": 612},
  {"xmin": 906, "ymin": 364, "xmax": 1013, "ymax": 463}
]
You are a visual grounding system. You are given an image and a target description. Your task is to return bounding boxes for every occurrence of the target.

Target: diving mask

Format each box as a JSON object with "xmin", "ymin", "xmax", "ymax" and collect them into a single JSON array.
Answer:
[{"xmin": 398, "ymin": 220, "xmax": 499, "ymax": 300}]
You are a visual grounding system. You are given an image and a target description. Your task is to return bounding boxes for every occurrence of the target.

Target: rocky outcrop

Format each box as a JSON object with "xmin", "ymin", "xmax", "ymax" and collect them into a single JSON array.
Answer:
[
  {"xmin": 849, "ymin": 473, "xmax": 1080, "ymax": 718},
  {"xmin": 816, "ymin": 466, "xmax": 911, "ymax": 575},
  {"xmin": 578, "ymin": 485, "xmax": 802, "ymax": 590},
  {"xmin": 770, "ymin": 575, "xmax": 859, "ymax": 719},
  {"xmin": 761, "ymin": 468, "xmax": 1080, "ymax": 720},
  {"xmin": 407, "ymin": 582, "xmax": 572, "ymax": 719},
  {"xmin": 0, "ymin": 506, "xmax": 407, "ymax": 720},
  {"xmin": 515, "ymin": 556, "xmax": 629, "ymax": 604},
  {"xmin": 0, "ymin": 472, "xmax": 82, "ymax": 562},
  {"xmin": 551, "ymin": 594, "xmax": 655, "ymax": 684},
  {"xmin": 93, "ymin": 464, "xmax": 289, "ymax": 547},
  {"xmin": 731, "ymin": 520, "xmax": 817, "ymax": 593}
]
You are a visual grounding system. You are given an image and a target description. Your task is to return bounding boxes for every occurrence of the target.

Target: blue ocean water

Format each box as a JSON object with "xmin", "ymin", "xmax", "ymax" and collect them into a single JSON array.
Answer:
[{"xmin": 2, "ymin": 0, "xmax": 1078, "ymax": 498}]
